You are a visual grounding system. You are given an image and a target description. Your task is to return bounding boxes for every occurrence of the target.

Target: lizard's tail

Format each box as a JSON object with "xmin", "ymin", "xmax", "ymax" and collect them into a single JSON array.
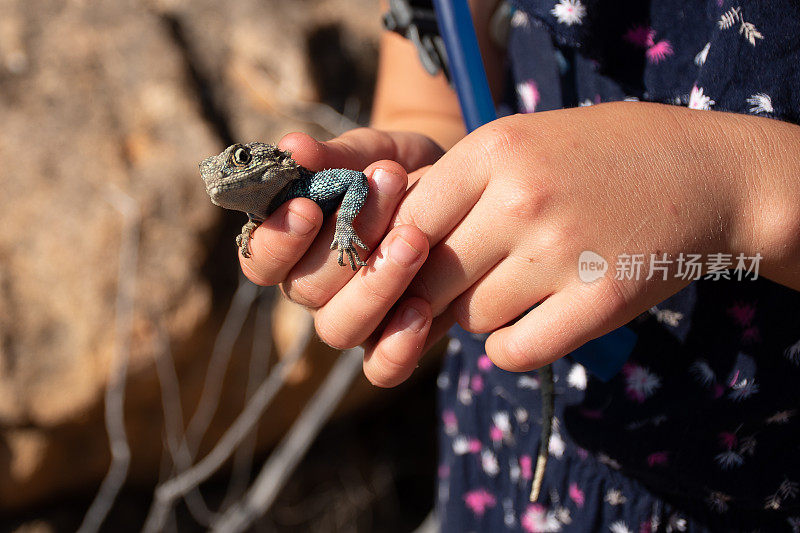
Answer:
[{"xmin": 530, "ymin": 363, "xmax": 554, "ymax": 502}]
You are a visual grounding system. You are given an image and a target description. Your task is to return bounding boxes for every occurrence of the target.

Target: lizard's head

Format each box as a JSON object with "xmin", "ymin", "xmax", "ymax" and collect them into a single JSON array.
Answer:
[{"xmin": 200, "ymin": 142, "xmax": 303, "ymax": 214}]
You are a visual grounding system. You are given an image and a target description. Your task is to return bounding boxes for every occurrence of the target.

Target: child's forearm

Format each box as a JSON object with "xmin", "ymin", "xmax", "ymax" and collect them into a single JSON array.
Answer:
[
  {"xmin": 371, "ymin": 31, "xmax": 466, "ymax": 150},
  {"xmin": 727, "ymin": 111, "xmax": 800, "ymax": 291}
]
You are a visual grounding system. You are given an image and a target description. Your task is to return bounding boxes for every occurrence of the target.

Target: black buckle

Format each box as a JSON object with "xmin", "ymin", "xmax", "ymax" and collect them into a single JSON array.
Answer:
[{"xmin": 382, "ymin": 0, "xmax": 451, "ymax": 82}]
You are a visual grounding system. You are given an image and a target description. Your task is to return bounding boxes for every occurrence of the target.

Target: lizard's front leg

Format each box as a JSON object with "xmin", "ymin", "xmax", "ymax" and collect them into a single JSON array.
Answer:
[
  {"xmin": 304, "ymin": 169, "xmax": 370, "ymax": 270},
  {"xmin": 236, "ymin": 216, "xmax": 260, "ymax": 258}
]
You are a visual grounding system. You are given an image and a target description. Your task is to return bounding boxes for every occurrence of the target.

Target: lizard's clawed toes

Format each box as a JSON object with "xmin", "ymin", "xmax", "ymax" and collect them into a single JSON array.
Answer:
[{"xmin": 331, "ymin": 228, "xmax": 368, "ymax": 270}]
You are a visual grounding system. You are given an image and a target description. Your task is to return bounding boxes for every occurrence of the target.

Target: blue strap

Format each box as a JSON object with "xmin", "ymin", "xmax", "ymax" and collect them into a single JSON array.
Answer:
[{"xmin": 431, "ymin": 0, "xmax": 497, "ymax": 131}]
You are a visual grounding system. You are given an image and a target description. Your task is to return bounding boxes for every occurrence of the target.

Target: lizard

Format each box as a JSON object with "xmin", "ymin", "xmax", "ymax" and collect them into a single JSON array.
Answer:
[
  {"xmin": 201, "ymin": 141, "xmax": 555, "ymax": 501},
  {"xmin": 200, "ymin": 142, "xmax": 369, "ymax": 270}
]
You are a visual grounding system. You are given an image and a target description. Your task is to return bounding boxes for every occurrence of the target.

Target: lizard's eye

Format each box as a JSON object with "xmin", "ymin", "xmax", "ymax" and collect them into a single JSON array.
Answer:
[{"xmin": 232, "ymin": 146, "xmax": 251, "ymax": 166}]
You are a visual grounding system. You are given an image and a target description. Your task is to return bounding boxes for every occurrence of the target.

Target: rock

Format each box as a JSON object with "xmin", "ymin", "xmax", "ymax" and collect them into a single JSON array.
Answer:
[{"xmin": 0, "ymin": 0, "xmax": 383, "ymax": 512}]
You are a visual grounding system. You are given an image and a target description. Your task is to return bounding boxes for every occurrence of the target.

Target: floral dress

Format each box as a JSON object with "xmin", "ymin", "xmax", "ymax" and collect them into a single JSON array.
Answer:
[{"xmin": 436, "ymin": 1, "xmax": 800, "ymax": 531}]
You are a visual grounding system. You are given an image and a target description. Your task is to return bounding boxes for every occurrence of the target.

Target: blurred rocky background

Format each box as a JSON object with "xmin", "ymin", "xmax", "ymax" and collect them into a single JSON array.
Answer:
[{"xmin": 0, "ymin": 0, "xmax": 437, "ymax": 530}]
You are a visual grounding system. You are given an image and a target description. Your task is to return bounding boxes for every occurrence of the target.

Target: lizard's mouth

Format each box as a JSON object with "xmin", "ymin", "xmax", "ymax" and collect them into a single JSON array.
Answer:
[{"xmin": 204, "ymin": 169, "xmax": 267, "ymax": 210}]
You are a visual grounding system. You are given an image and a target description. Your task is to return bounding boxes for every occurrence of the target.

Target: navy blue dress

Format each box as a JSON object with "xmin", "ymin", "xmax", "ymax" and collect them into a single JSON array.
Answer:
[{"xmin": 436, "ymin": 1, "xmax": 800, "ymax": 531}]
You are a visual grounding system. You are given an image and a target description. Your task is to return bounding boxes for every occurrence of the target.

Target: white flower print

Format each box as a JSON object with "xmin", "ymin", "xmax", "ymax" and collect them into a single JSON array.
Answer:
[
  {"xmin": 515, "ymin": 407, "xmax": 529, "ymax": 424},
  {"xmin": 605, "ymin": 488, "xmax": 627, "ymax": 506},
  {"xmin": 452, "ymin": 436, "xmax": 470, "ymax": 455},
  {"xmin": 493, "ymin": 411, "xmax": 512, "ymax": 434},
  {"xmin": 481, "ymin": 449, "xmax": 500, "ymax": 476},
  {"xmin": 739, "ymin": 436, "xmax": 757, "ymax": 456},
  {"xmin": 694, "ymin": 42, "xmax": 711, "ymax": 66},
  {"xmin": 609, "ymin": 521, "xmax": 632, "ymax": 533},
  {"xmin": 728, "ymin": 377, "xmax": 759, "ymax": 401},
  {"xmin": 521, "ymin": 504, "xmax": 563, "ymax": 532},
  {"xmin": 765, "ymin": 494, "xmax": 783, "ymax": 510},
  {"xmin": 718, "ymin": 7, "xmax": 763, "ymax": 46},
  {"xmin": 650, "ymin": 306, "xmax": 684, "ymax": 327},
  {"xmin": 707, "ymin": 491, "xmax": 731, "ymax": 513},
  {"xmin": 622, "ymin": 363, "xmax": 661, "ymax": 402},
  {"xmin": 715, "ymin": 450, "xmax": 744, "ymax": 470},
  {"xmin": 554, "ymin": 506, "xmax": 572, "ymax": 525},
  {"xmin": 785, "ymin": 339, "xmax": 800, "ymax": 365},
  {"xmin": 567, "ymin": 364, "xmax": 587, "ymax": 390},
  {"xmin": 518, "ymin": 375, "xmax": 540, "ymax": 390},
  {"xmin": 511, "ymin": 9, "xmax": 530, "ymax": 28},
  {"xmin": 718, "ymin": 7, "xmax": 742, "ymax": 30},
  {"xmin": 690, "ymin": 360, "xmax": 716, "ymax": 386},
  {"xmin": 443, "ymin": 410, "xmax": 458, "ymax": 436},
  {"xmin": 551, "ymin": 0, "xmax": 586, "ymax": 26},
  {"xmin": 436, "ymin": 373, "xmax": 450, "ymax": 389},
  {"xmin": 667, "ymin": 513, "xmax": 688, "ymax": 532},
  {"xmin": 747, "ymin": 93, "xmax": 774, "ymax": 114},
  {"xmin": 579, "ymin": 98, "xmax": 594, "ymax": 107},
  {"xmin": 457, "ymin": 372, "xmax": 472, "ymax": 405},
  {"xmin": 689, "ymin": 85, "xmax": 715, "ymax": 110},
  {"xmin": 503, "ymin": 498, "xmax": 517, "ymax": 527},
  {"xmin": 509, "ymin": 459, "xmax": 521, "ymax": 483},
  {"xmin": 598, "ymin": 453, "xmax": 622, "ymax": 470},
  {"xmin": 767, "ymin": 410, "xmax": 796, "ymax": 424},
  {"xmin": 445, "ymin": 337, "xmax": 462, "ymax": 354},
  {"xmin": 517, "ymin": 80, "xmax": 540, "ymax": 113},
  {"xmin": 780, "ymin": 479, "xmax": 800, "ymax": 500},
  {"xmin": 549, "ymin": 431, "xmax": 566, "ymax": 458},
  {"xmin": 739, "ymin": 21, "xmax": 764, "ymax": 46}
]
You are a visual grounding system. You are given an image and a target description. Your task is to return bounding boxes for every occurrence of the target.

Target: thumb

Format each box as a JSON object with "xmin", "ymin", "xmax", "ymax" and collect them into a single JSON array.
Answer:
[{"xmin": 278, "ymin": 129, "xmax": 444, "ymax": 173}]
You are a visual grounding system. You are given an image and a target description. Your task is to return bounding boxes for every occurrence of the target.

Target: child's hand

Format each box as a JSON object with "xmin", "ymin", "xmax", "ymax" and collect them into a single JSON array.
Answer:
[
  {"xmin": 369, "ymin": 101, "xmax": 785, "ymax": 381},
  {"xmin": 239, "ymin": 128, "xmax": 446, "ymax": 385}
]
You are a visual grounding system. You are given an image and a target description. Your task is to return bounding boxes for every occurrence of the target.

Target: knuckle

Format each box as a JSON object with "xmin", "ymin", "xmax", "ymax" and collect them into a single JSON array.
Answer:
[
  {"xmin": 489, "ymin": 335, "xmax": 533, "ymax": 372},
  {"xmin": 366, "ymin": 347, "xmax": 409, "ymax": 388},
  {"xmin": 258, "ymin": 238, "xmax": 297, "ymax": 269},
  {"xmin": 532, "ymin": 225, "xmax": 572, "ymax": 261},
  {"xmin": 475, "ymin": 118, "xmax": 520, "ymax": 160},
  {"xmin": 593, "ymin": 276, "xmax": 631, "ymax": 323},
  {"xmin": 452, "ymin": 296, "xmax": 493, "ymax": 333},
  {"xmin": 494, "ymin": 180, "xmax": 551, "ymax": 223},
  {"xmin": 284, "ymin": 275, "xmax": 332, "ymax": 309},
  {"xmin": 314, "ymin": 316, "xmax": 356, "ymax": 350},
  {"xmin": 240, "ymin": 260, "xmax": 277, "ymax": 287},
  {"xmin": 356, "ymin": 271, "xmax": 398, "ymax": 306}
]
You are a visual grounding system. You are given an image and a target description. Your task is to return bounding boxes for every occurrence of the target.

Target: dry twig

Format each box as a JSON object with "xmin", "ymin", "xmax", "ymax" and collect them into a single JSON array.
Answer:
[
  {"xmin": 211, "ymin": 347, "xmax": 364, "ymax": 533},
  {"xmin": 77, "ymin": 186, "xmax": 140, "ymax": 533}
]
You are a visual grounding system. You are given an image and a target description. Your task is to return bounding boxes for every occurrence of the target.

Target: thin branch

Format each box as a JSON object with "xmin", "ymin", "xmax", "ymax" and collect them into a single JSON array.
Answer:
[
  {"xmin": 142, "ymin": 312, "xmax": 314, "ymax": 533},
  {"xmin": 77, "ymin": 185, "xmax": 140, "ymax": 533},
  {"xmin": 211, "ymin": 347, "xmax": 364, "ymax": 533},
  {"xmin": 153, "ymin": 326, "xmax": 215, "ymax": 525},
  {"xmin": 185, "ymin": 275, "xmax": 260, "ymax": 457},
  {"xmin": 221, "ymin": 287, "xmax": 276, "ymax": 509}
]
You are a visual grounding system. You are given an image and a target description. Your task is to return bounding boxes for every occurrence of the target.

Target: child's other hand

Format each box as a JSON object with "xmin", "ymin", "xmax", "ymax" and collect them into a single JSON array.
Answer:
[
  {"xmin": 239, "ymin": 128, "xmax": 446, "ymax": 385},
  {"xmin": 371, "ymin": 101, "xmax": 776, "ymax": 382}
]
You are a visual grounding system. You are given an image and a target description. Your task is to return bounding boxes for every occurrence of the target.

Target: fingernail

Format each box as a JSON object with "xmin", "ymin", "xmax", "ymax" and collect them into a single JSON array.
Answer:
[
  {"xmin": 373, "ymin": 168, "xmax": 405, "ymax": 196},
  {"xmin": 401, "ymin": 306, "xmax": 426, "ymax": 333},
  {"xmin": 285, "ymin": 208, "xmax": 315, "ymax": 236},
  {"xmin": 389, "ymin": 235, "xmax": 421, "ymax": 266}
]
